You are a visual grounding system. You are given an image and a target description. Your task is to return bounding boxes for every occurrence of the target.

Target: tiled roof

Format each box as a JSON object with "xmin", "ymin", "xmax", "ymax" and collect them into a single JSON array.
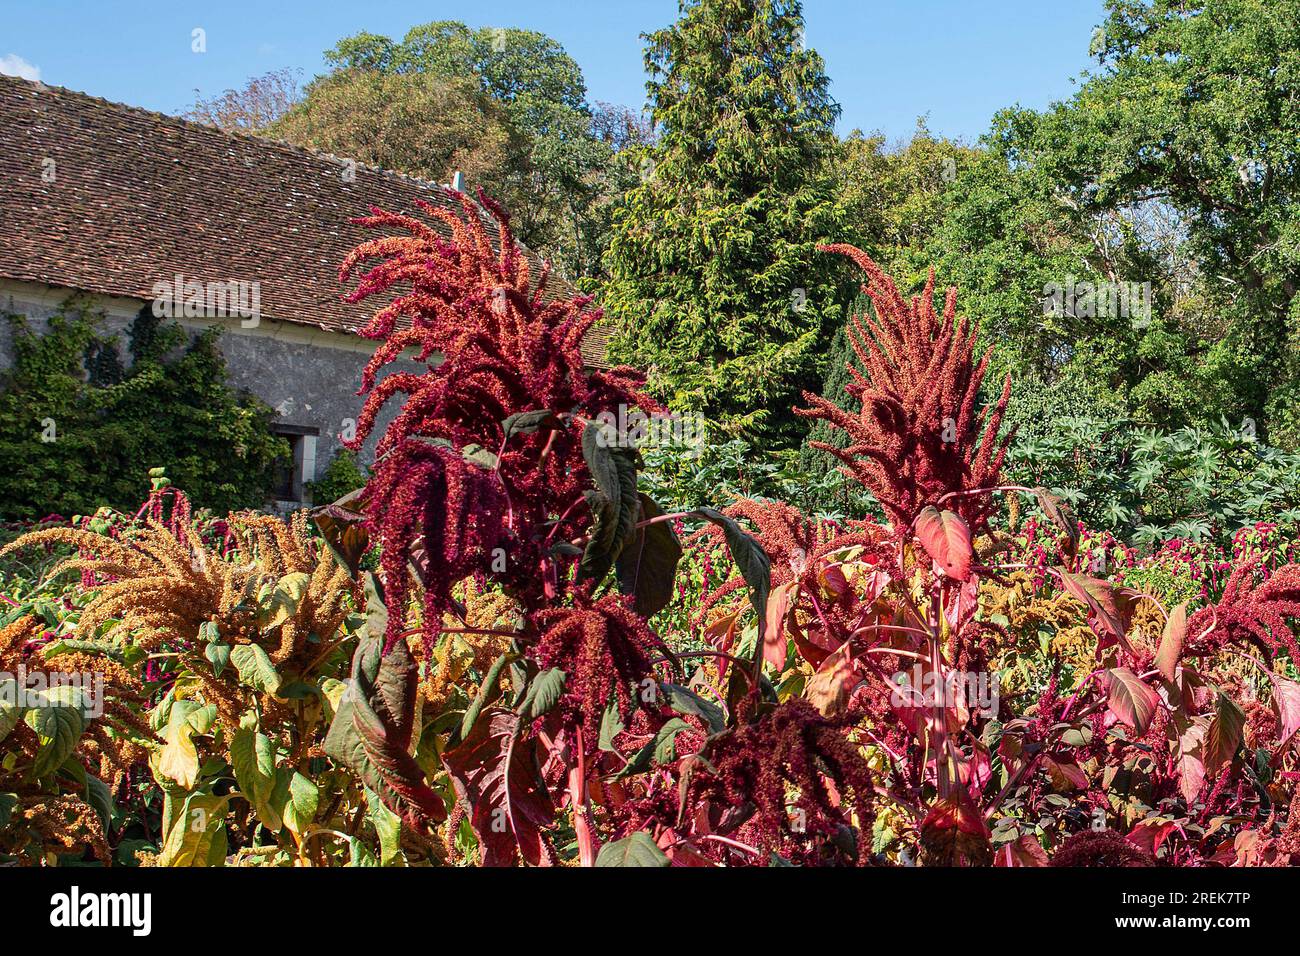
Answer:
[{"xmin": 0, "ymin": 74, "xmax": 610, "ymax": 366}]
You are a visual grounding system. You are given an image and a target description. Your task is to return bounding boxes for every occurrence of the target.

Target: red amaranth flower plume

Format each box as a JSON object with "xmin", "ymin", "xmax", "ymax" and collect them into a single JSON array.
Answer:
[
  {"xmin": 796, "ymin": 245, "xmax": 1013, "ymax": 533},
  {"xmin": 1186, "ymin": 559, "xmax": 1300, "ymax": 662},
  {"xmin": 338, "ymin": 189, "xmax": 661, "ymax": 646},
  {"xmin": 528, "ymin": 592, "xmax": 674, "ymax": 746},
  {"xmin": 1050, "ymin": 828, "xmax": 1154, "ymax": 867},
  {"xmin": 680, "ymin": 699, "xmax": 875, "ymax": 866}
]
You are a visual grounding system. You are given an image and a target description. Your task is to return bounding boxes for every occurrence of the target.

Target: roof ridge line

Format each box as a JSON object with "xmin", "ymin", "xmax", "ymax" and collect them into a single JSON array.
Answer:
[{"xmin": 0, "ymin": 72, "xmax": 476, "ymax": 201}]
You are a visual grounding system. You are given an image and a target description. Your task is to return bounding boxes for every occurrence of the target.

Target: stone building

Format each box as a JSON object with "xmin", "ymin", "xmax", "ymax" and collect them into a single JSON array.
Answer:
[{"xmin": 0, "ymin": 73, "xmax": 606, "ymax": 506}]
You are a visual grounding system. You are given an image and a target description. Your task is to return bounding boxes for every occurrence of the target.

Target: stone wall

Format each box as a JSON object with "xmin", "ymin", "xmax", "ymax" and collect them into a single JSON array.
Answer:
[{"xmin": 0, "ymin": 279, "xmax": 415, "ymax": 504}]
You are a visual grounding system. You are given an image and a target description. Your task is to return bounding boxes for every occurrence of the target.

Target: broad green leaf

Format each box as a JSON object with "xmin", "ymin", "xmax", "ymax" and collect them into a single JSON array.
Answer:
[
  {"xmin": 520, "ymin": 668, "xmax": 566, "ymax": 721},
  {"xmin": 364, "ymin": 786, "xmax": 403, "ymax": 865},
  {"xmin": 230, "ymin": 718, "xmax": 283, "ymax": 832},
  {"xmin": 578, "ymin": 419, "xmax": 641, "ymax": 584},
  {"xmin": 262, "ymin": 572, "xmax": 311, "ymax": 630},
  {"xmin": 205, "ymin": 641, "xmax": 231, "ymax": 678},
  {"xmin": 0, "ymin": 677, "xmax": 21, "ymax": 743},
  {"xmin": 0, "ymin": 792, "xmax": 16, "ymax": 827},
  {"xmin": 660, "ymin": 682, "xmax": 725, "ymax": 734},
  {"xmin": 85, "ymin": 775, "xmax": 113, "ymax": 833},
  {"xmin": 24, "ymin": 686, "xmax": 87, "ymax": 779},
  {"xmin": 501, "ymin": 409, "xmax": 562, "ymax": 440},
  {"xmin": 157, "ymin": 792, "xmax": 230, "ymax": 867},
  {"xmin": 230, "ymin": 643, "xmax": 283, "ymax": 696},
  {"xmin": 695, "ymin": 507, "xmax": 771, "ymax": 649},
  {"xmin": 281, "ymin": 771, "xmax": 319, "ymax": 836},
  {"xmin": 459, "ymin": 653, "xmax": 510, "ymax": 742},
  {"xmin": 346, "ymin": 836, "xmax": 379, "ymax": 867},
  {"xmin": 596, "ymin": 831, "xmax": 669, "ymax": 867},
  {"xmin": 615, "ymin": 493, "xmax": 683, "ymax": 618},
  {"xmin": 597, "ymin": 700, "xmax": 624, "ymax": 752}
]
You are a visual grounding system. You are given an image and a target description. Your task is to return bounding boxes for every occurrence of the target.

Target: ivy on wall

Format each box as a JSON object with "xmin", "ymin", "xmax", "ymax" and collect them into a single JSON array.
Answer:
[{"xmin": 0, "ymin": 299, "xmax": 288, "ymax": 519}]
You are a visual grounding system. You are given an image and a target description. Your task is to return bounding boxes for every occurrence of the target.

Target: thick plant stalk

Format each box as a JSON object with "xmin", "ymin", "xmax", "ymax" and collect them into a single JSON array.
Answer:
[{"xmin": 569, "ymin": 728, "xmax": 598, "ymax": 866}]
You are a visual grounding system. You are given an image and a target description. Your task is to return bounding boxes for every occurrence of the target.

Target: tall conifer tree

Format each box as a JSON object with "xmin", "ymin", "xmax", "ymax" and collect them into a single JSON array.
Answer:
[{"xmin": 604, "ymin": 0, "xmax": 845, "ymax": 447}]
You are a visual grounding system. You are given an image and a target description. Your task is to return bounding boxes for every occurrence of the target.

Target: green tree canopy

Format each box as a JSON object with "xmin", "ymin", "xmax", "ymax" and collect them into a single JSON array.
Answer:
[
  {"xmin": 980, "ymin": 0, "xmax": 1300, "ymax": 445},
  {"xmin": 313, "ymin": 21, "xmax": 627, "ymax": 279},
  {"xmin": 603, "ymin": 0, "xmax": 848, "ymax": 447}
]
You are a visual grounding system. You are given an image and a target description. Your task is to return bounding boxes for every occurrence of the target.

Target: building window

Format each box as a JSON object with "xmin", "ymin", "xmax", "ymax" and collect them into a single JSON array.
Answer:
[{"xmin": 270, "ymin": 424, "xmax": 319, "ymax": 503}]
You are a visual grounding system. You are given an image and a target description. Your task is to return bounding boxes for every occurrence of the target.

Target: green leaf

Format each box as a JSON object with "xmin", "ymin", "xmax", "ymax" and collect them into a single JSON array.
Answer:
[
  {"xmin": 262, "ymin": 571, "xmax": 311, "ymax": 630},
  {"xmin": 230, "ymin": 643, "xmax": 283, "ymax": 695},
  {"xmin": 695, "ymin": 507, "xmax": 771, "ymax": 647},
  {"xmin": 346, "ymin": 835, "xmax": 379, "ymax": 867},
  {"xmin": 616, "ymin": 717, "xmax": 693, "ymax": 779},
  {"xmin": 85, "ymin": 775, "xmax": 114, "ymax": 833},
  {"xmin": 24, "ymin": 686, "xmax": 86, "ymax": 779},
  {"xmin": 0, "ymin": 793, "xmax": 17, "ymax": 828},
  {"xmin": 616, "ymin": 493, "xmax": 683, "ymax": 618},
  {"xmin": 459, "ymin": 653, "xmax": 510, "ymax": 742},
  {"xmin": 520, "ymin": 668, "xmax": 566, "ymax": 721},
  {"xmin": 502, "ymin": 409, "xmax": 562, "ymax": 440},
  {"xmin": 578, "ymin": 419, "xmax": 641, "ymax": 584},
  {"xmin": 364, "ymin": 786, "xmax": 403, "ymax": 866},
  {"xmin": 157, "ymin": 792, "xmax": 230, "ymax": 867},
  {"xmin": 660, "ymin": 682, "xmax": 725, "ymax": 734},
  {"xmin": 597, "ymin": 699, "xmax": 624, "ymax": 752},
  {"xmin": 596, "ymin": 831, "xmax": 670, "ymax": 867},
  {"xmin": 230, "ymin": 718, "xmax": 283, "ymax": 832},
  {"xmin": 281, "ymin": 771, "xmax": 319, "ymax": 836},
  {"xmin": 0, "ymin": 677, "xmax": 22, "ymax": 743},
  {"xmin": 205, "ymin": 641, "xmax": 231, "ymax": 678}
]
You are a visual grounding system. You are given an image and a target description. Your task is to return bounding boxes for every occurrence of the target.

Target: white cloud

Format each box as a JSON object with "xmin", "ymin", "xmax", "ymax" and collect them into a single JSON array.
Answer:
[{"xmin": 0, "ymin": 54, "xmax": 41, "ymax": 82}]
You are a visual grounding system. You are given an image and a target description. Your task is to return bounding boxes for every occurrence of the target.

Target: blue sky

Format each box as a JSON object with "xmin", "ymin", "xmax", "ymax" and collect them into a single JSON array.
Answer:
[{"xmin": 0, "ymin": 0, "xmax": 1107, "ymax": 142}]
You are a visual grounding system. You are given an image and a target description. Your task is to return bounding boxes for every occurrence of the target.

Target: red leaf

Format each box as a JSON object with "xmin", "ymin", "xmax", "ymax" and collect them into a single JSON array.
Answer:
[
  {"xmin": 1177, "ymin": 717, "xmax": 1208, "ymax": 805},
  {"xmin": 1043, "ymin": 756, "xmax": 1089, "ymax": 792},
  {"xmin": 1155, "ymin": 601, "xmax": 1187, "ymax": 682},
  {"xmin": 995, "ymin": 834, "xmax": 1049, "ymax": 867},
  {"xmin": 819, "ymin": 563, "xmax": 850, "ymax": 597},
  {"xmin": 1204, "ymin": 692, "xmax": 1246, "ymax": 774},
  {"xmin": 763, "ymin": 581, "xmax": 797, "ymax": 670},
  {"xmin": 1101, "ymin": 667, "xmax": 1160, "ymax": 737},
  {"xmin": 442, "ymin": 708, "xmax": 554, "ymax": 867},
  {"xmin": 804, "ymin": 641, "xmax": 861, "ymax": 717},
  {"xmin": 914, "ymin": 506, "xmax": 973, "ymax": 582},
  {"xmin": 1269, "ymin": 673, "xmax": 1300, "ymax": 748},
  {"xmin": 1058, "ymin": 571, "xmax": 1138, "ymax": 650}
]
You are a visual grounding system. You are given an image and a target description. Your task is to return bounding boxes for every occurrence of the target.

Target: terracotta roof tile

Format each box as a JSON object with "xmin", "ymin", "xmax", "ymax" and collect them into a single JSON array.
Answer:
[{"xmin": 0, "ymin": 74, "xmax": 610, "ymax": 366}]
